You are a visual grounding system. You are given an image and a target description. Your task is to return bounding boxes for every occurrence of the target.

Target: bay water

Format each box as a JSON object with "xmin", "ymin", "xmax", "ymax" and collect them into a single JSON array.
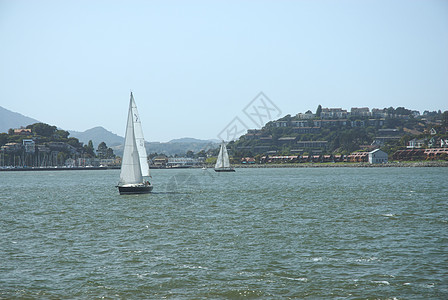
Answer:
[{"xmin": 1, "ymin": 167, "xmax": 447, "ymax": 299}]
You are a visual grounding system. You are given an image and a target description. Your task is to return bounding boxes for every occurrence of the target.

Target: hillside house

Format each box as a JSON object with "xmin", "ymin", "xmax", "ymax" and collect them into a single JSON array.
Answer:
[
  {"xmin": 272, "ymin": 121, "xmax": 288, "ymax": 127},
  {"xmin": 296, "ymin": 111, "xmax": 314, "ymax": 119},
  {"xmin": 278, "ymin": 136, "xmax": 297, "ymax": 144},
  {"xmin": 371, "ymin": 108, "xmax": 388, "ymax": 118},
  {"xmin": 296, "ymin": 140, "xmax": 328, "ymax": 149},
  {"xmin": 22, "ymin": 139, "xmax": 35, "ymax": 153},
  {"xmin": 320, "ymin": 108, "xmax": 348, "ymax": 119},
  {"xmin": 407, "ymin": 138, "xmax": 426, "ymax": 149},
  {"xmin": 1, "ymin": 142, "xmax": 21, "ymax": 152},
  {"xmin": 350, "ymin": 107, "xmax": 370, "ymax": 117},
  {"xmin": 291, "ymin": 120, "xmax": 310, "ymax": 127},
  {"xmin": 292, "ymin": 127, "xmax": 320, "ymax": 134},
  {"xmin": 13, "ymin": 128, "xmax": 32, "ymax": 135}
]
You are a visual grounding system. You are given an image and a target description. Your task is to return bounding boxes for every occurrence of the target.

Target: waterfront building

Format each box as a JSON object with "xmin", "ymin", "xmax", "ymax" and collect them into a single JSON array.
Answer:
[
  {"xmin": 167, "ymin": 157, "xmax": 200, "ymax": 168},
  {"xmin": 369, "ymin": 149, "xmax": 388, "ymax": 164}
]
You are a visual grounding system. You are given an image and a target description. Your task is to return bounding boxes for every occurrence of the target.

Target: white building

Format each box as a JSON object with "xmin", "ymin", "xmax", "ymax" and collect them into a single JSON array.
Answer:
[
  {"xmin": 407, "ymin": 138, "xmax": 426, "ymax": 149},
  {"xmin": 350, "ymin": 107, "xmax": 370, "ymax": 117},
  {"xmin": 167, "ymin": 157, "xmax": 200, "ymax": 167},
  {"xmin": 369, "ymin": 149, "xmax": 388, "ymax": 164},
  {"xmin": 320, "ymin": 108, "xmax": 348, "ymax": 119},
  {"xmin": 22, "ymin": 139, "xmax": 35, "ymax": 153},
  {"xmin": 296, "ymin": 111, "xmax": 314, "ymax": 119}
]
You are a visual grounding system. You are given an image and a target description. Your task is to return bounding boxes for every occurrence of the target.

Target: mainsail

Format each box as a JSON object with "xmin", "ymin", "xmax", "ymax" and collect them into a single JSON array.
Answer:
[
  {"xmin": 215, "ymin": 142, "xmax": 231, "ymax": 169},
  {"xmin": 130, "ymin": 93, "xmax": 150, "ymax": 177},
  {"xmin": 119, "ymin": 95, "xmax": 143, "ymax": 185}
]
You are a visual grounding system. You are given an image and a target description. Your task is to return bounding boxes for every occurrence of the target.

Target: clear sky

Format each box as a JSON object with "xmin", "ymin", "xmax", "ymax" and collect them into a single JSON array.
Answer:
[{"xmin": 1, "ymin": 0, "xmax": 447, "ymax": 142}]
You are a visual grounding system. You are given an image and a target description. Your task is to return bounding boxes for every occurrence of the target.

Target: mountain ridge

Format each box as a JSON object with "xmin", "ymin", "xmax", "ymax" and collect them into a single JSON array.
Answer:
[
  {"xmin": 1, "ymin": 105, "xmax": 220, "ymax": 156},
  {"xmin": 69, "ymin": 126, "xmax": 124, "ymax": 148},
  {"xmin": 0, "ymin": 106, "xmax": 41, "ymax": 133}
]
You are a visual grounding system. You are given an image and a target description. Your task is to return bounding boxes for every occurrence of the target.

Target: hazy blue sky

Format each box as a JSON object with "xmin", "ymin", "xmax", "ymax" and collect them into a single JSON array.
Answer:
[{"xmin": 1, "ymin": 0, "xmax": 447, "ymax": 142}]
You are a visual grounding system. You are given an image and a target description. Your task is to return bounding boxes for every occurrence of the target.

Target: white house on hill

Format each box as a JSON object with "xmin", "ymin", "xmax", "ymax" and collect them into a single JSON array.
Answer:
[{"xmin": 369, "ymin": 149, "xmax": 388, "ymax": 164}]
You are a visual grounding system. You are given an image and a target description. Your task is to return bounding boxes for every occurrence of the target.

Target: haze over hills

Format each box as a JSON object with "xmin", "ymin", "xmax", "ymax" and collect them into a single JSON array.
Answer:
[
  {"xmin": 69, "ymin": 127, "xmax": 124, "ymax": 148},
  {"xmin": 0, "ymin": 106, "xmax": 40, "ymax": 133},
  {"xmin": 69, "ymin": 127, "xmax": 219, "ymax": 156},
  {"xmin": 1, "ymin": 105, "xmax": 219, "ymax": 156}
]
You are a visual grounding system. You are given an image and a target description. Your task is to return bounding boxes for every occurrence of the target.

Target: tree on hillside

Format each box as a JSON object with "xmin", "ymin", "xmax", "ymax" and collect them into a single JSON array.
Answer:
[
  {"xmin": 196, "ymin": 150, "xmax": 207, "ymax": 158},
  {"xmin": 55, "ymin": 129, "xmax": 69, "ymax": 140},
  {"xmin": 97, "ymin": 141, "xmax": 116, "ymax": 159},
  {"xmin": 0, "ymin": 133, "xmax": 7, "ymax": 146},
  {"xmin": 316, "ymin": 105, "xmax": 322, "ymax": 117},
  {"xmin": 395, "ymin": 107, "xmax": 412, "ymax": 116},
  {"xmin": 66, "ymin": 137, "xmax": 82, "ymax": 149},
  {"xmin": 84, "ymin": 140, "xmax": 95, "ymax": 157},
  {"xmin": 386, "ymin": 107, "xmax": 395, "ymax": 116},
  {"xmin": 26, "ymin": 123, "xmax": 57, "ymax": 137},
  {"xmin": 443, "ymin": 111, "xmax": 448, "ymax": 128}
]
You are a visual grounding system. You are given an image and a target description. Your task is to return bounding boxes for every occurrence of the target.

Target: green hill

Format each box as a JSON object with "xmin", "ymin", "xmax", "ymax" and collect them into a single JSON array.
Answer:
[{"xmin": 228, "ymin": 108, "xmax": 447, "ymax": 159}]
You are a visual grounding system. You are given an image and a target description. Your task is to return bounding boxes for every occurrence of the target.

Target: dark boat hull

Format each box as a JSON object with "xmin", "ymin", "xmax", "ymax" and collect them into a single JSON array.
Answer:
[
  {"xmin": 214, "ymin": 168, "xmax": 236, "ymax": 172},
  {"xmin": 118, "ymin": 184, "xmax": 153, "ymax": 195}
]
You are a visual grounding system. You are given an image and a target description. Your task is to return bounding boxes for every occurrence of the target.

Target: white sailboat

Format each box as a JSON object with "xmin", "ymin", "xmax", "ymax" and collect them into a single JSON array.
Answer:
[
  {"xmin": 214, "ymin": 141, "xmax": 235, "ymax": 172},
  {"xmin": 117, "ymin": 92, "xmax": 153, "ymax": 194}
]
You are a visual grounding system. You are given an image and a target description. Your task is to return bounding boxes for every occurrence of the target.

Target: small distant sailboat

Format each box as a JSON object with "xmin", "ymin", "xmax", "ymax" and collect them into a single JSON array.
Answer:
[
  {"xmin": 214, "ymin": 141, "xmax": 235, "ymax": 172},
  {"xmin": 117, "ymin": 92, "xmax": 153, "ymax": 194}
]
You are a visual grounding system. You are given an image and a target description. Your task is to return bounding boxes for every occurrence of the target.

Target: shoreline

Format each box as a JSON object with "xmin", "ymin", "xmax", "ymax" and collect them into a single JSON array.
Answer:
[
  {"xmin": 0, "ymin": 166, "xmax": 120, "ymax": 172},
  {"xmin": 227, "ymin": 161, "xmax": 448, "ymax": 168},
  {"xmin": 1, "ymin": 161, "xmax": 447, "ymax": 172}
]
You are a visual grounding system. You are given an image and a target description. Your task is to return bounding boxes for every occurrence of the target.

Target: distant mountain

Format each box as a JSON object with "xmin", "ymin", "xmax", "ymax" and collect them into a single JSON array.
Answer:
[
  {"xmin": 0, "ymin": 105, "xmax": 218, "ymax": 155},
  {"xmin": 69, "ymin": 126, "xmax": 218, "ymax": 156},
  {"xmin": 69, "ymin": 126, "xmax": 124, "ymax": 148},
  {"xmin": 0, "ymin": 106, "xmax": 40, "ymax": 133},
  {"xmin": 111, "ymin": 140, "xmax": 219, "ymax": 157},
  {"xmin": 168, "ymin": 137, "xmax": 220, "ymax": 144}
]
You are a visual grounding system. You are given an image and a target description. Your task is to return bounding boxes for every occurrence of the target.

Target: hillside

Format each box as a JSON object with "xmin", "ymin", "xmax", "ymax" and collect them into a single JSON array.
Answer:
[
  {"xmin": 1, "ymin": 104, "xmax": 218, "ymax": 157},
  {"xmin": 0, "ymin": 106, "xmax": 40, "ymax": 133},
  {"xmin": 68, "ymin": 128, "xmax": 219, "ymax": 157},
  {"xmin": 229, "ymin": 108, "xmax": 448, "ymax": 158}
]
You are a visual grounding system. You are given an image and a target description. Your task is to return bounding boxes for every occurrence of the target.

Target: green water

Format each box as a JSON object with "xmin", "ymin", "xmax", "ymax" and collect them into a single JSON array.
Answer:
[{"xmin": 1, "ymin": 168, "xmax": 447, "ymax": 299}]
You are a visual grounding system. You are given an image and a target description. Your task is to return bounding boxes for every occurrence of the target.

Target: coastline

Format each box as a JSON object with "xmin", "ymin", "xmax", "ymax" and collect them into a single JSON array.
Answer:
[
  {"xmin": 1, "ymin": 161, "xmax": 447, "ymax": 172},
  {"xmin": 231, "ymin": 161, "xmax": 448, "ymax": 168},
  {"xmin": 0, "ymin": 166, "xmax": 120, "ymax": 172}
]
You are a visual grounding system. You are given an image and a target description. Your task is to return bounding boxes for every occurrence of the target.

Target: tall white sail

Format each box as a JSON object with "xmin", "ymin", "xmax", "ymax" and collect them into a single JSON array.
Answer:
[
  {"xmin": 130, "ymin": 93, "xmax": 150, "ymax": 177},
  {"xmin": 215, "ymin": 142, "xmax": 230, "ymax": 169},
  {"xmin": 222, "ymin": 143, "xmax": 230, "ymax": 168},
  {"xmin": 215, "ymin": 144, "xmax": 224, "ymax": 169},
  {"xmin": 119, "ymin": 96, "xmax": 143, "ymax": 185}
]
